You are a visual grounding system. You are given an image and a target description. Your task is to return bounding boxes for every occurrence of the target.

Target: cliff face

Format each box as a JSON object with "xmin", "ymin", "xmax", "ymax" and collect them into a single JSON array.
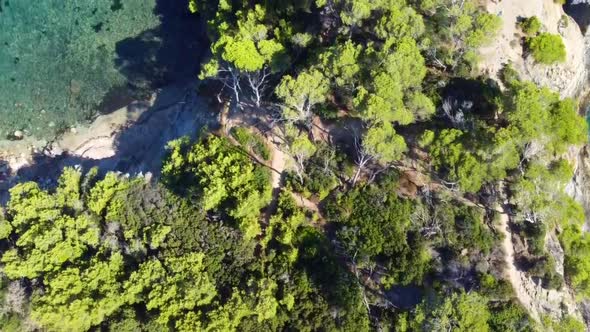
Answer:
[
  {"xmin": 565, "ymin": 145, "xmax": 590, "ymax": 229},
  {"xmin": 479, "ymin": 0, "xmax": 590, "ymax": 226},
  {"xmin": 479, "ymin": 0, "xmax": 589, "ymax": 98},
  {"xmin": 479, "ymin": 0, "xmax": 590, "ymax": 324}
]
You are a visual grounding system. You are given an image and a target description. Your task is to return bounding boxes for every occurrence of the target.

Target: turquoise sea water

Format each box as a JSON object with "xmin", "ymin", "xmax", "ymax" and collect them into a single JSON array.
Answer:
[{"xmin": 0, "ymin": 0, "xmax": 204, "ymax": 139}]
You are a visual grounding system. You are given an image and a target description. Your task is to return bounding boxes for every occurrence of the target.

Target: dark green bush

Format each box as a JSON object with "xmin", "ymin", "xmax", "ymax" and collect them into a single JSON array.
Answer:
[
  {"xmin": 527, "ymin": 255, "xmax": 563, "ymax": 290},
  {"xmin": 519, "ymin": 16, "xmax": 542, "ymax": 35},
  {"xmin": 522, "ymin": 221, "xmax": 547, "ymax": 256},
  {"xmin": 488, "ymin": 302, "xmax": 533, "ymax": 332}
]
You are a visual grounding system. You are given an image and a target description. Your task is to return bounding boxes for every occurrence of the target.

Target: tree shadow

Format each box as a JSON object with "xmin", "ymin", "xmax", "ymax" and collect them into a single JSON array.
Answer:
[{"xmin": 113, "ymin": 0, "xmax": 209, "ymax": 101}]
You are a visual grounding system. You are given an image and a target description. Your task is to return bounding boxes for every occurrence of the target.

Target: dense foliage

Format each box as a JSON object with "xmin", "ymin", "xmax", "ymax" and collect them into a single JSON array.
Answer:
[
  {"xmin": 0, "ymin": 137, "xmax": 369, "ymax": 331},
  {"xmin": 0, "ymin": 0, "xmax": 588, "ymax": 330}
]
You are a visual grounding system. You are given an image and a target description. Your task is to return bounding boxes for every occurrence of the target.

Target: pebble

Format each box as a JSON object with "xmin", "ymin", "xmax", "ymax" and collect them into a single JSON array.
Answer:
[{"xmin": 13, "ymin": 130, "xmax": 24, "ymax": 140}]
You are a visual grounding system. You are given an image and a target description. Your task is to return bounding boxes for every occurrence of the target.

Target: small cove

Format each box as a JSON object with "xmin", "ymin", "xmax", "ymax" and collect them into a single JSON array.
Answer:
[{"xmin": 0, "ymin": 0, "xmax": 207, "ymax": 140}]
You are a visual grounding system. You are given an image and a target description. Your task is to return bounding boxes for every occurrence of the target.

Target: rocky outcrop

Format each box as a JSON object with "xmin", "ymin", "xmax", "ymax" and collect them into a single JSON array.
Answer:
[
  {"xmin": 479, "ymin": 0, "xmax": 589, "ymax": 98},
  {"xmin": 498, "ymin": 202, "xmax": 582, "ymax": 323},
  {"xmin": 479, "ymin": 0, "xmax": 590, "ymax": 324},
  {"xmin": 565, "ymin": 145, "xmax": 590, "ymax": 230},
  {"xmin": 0, "ymin": 82, "xmax": 218, "ymax": 205},
  {"xmin": 519, "ymin": 274, "xmax": 580, "ymax": 321}
]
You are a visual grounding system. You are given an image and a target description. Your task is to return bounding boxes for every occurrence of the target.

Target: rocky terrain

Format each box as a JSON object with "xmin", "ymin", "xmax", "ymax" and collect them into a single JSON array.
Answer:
[
  {"xmin": 481, "ymin": 0, "xmax": 590, "ymax": 324},
  {"xmin": 480, "ymin": 0, "xmax": 590, "ymax": 98},
  {"xmin": 0, "ymin": 0, "xmax": 589, "ymax": 327},
  {"xmin": 0, "ymin": 82, "xmax": 218, "ymax": 202}
]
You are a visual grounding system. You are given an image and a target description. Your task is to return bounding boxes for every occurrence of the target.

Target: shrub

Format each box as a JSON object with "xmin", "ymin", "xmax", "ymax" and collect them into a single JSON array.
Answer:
[
  {"xmin": 230, "ymin": 126, "xmax": 271, "ymax": 161},
  {"xmin": 560, "ymin": 225, "xmax": 590, "ymax": 298},
  {"xmin": 519, "ymin": 16, "xmax": 542, "ymax": 36},
  {"xmin": 527, "ymin": 33, "xmax": 566, "ymax": 64},
  {"xmin": 489, "ymin": 302, "xmax": 532, "ymax": 332},
  {"xmin": 541, "ymin": 314, "xmax": 585, "ymax": 332},
  {"xmin": 559, "ymin": 15, "xmax": 569, "ymax": 29}
]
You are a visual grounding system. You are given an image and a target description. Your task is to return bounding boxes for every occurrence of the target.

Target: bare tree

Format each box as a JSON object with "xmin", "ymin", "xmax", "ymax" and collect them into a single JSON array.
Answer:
[
  {"xmin": 0, "ymin": 281, "xmax": 27, "ymax": 317},
  {"xmin": 351, "ymin": 134, "xmax": 373, "ymax": 186},
  {"xmin": 246, "ymin": 67, "xmax": 271, "ymax": 108},
  {"xmin": 283, "ymin": 125, "xmax": 317, "ymax": 184},
  {"xmin": 215, "ymin": 65, "xmax": 243, "ymax": 106},
  {"xmin": 441, "ymin": 97, "xmax": 472, "ymax": 129}
]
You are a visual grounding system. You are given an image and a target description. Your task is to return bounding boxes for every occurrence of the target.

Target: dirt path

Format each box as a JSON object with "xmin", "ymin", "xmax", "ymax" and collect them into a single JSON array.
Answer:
[
  {"xmin": 264, "ymin": 128, "xmax": 325, "ymax": 222},
  {"xmin": 496, "ymin": 205, "xmax": 540, "ymax": 321},
  {"xmin": 495, "ymin": 200, "xmax": 581, "ymax": 323},
  {"xmin": 426, "ymin": 177, "xmax": 580, "ymax": 322},
  {"xmin": 270, "ymin": 142, "xmax": 286, "ymax": 190}
]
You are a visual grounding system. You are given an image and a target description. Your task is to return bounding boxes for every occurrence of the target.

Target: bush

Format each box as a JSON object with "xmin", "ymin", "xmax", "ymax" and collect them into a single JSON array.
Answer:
[
  {"xmin": 524, "ymin": 254, "xmax": 564, "ymax": 290},
  {"xmin": 488, "ymin": 302, "xmax": 532, "ymax": 332},
  {"xmin": 230, "ymin": 126, "xmax": 271, "ymax": 161},
  {"xmin": 527, "ymin": 33, "xmax": 566, "ymax": 64},
  {"xmin": 521, "ymin": 221, "xmax": 546, "ymax": 256},
  {"xmin": 541, "ymin": 314, "xmax": 585, "ymax": 332},
  {"xmin": 519, "ymin": 16, "xmax": 542, "ymax": 36},
  {"xmin": 560, "ymin": 225, "xmax": 590, "ymax": 297},
  {"xmin": 285, "ymin": 144, "xmax": 342, "ymax": 200}
]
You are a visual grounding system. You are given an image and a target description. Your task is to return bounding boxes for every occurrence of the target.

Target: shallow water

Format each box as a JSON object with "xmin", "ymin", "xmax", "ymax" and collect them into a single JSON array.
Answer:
[{"xmin": 0, "ymin": 0, "xmax": 204, "ymax": 140}]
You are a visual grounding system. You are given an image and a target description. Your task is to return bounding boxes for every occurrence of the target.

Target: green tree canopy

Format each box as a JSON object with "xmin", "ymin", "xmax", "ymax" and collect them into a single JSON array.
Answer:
[
  {"xmin": 163, "ymin": 135, "xmax": 271, "ymax": 239},
  {"xmin": 408, "ymin": 291, "xmax": 491, "ymax": 332}
]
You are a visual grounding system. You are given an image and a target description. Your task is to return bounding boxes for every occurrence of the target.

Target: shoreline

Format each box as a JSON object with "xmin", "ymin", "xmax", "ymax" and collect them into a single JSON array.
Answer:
[{"xmin": 0, "ymin": 81, "xmax": 218, "ymax": 198}]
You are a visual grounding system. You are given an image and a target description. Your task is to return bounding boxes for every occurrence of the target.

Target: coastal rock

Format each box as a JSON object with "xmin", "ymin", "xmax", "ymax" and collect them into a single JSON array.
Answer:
[
  {"xmin": 516, "ymin": 269, "xmax": 580, "ymax": 321},
  {"xmin": 13, "ymin": 131, "xmax": 23, "ymax": 140},
  {"xmin": 566, "ymin": 145, "xmax": 590, "ymax": 230},
  {"xmin": 0, "ymin": 83, "xmax": 216, "ymax": 187},
  {"xmin": 480, "ymin": 1, "xmax": 589, "ymax": 324},
  {"xmin": 45, "ymin": 144, "xmax": 63, "ymax": 157},
  {"xmin": 546, "ymin": 232, "xmax": 565, "ymax": 277},
  {"xmin": 479, "ymin": 0, "xmax": 589, "ymax": 98}
]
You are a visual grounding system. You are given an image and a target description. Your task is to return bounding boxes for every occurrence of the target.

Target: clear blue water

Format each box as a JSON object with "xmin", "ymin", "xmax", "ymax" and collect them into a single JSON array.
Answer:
[{"xmin": 0, "ymin": 0, "xmax": 204, "ymax": 139}]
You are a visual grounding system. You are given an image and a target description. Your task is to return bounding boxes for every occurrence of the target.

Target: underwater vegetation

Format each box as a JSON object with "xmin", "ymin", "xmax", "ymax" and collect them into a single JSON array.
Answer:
[{"xmin": 0, "ymin": 0, "xmax": 204, "ymax": 140}]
